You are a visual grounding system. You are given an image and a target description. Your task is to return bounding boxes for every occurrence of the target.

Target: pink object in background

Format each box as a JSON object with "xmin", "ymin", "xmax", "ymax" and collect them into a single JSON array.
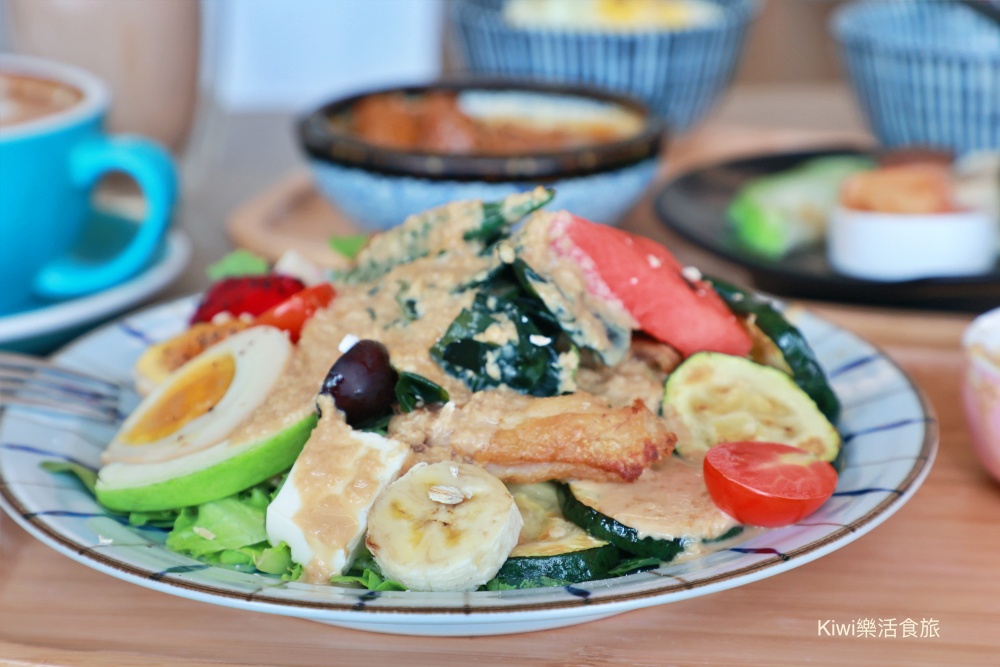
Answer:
[{"xmin": 962, "ymin": 307, "xmax": 1000, "ymax": 483}]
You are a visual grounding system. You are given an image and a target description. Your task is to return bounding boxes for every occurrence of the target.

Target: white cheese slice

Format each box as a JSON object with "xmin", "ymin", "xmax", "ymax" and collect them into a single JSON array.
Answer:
[{"xmin": 266, "ymin": 397, "xmax": 409, "ymax": 583}]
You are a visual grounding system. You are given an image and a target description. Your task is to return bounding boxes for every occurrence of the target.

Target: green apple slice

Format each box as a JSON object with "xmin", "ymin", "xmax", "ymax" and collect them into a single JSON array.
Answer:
[{"xmin": 96, "ymin": 413, "xmax": 317, "ymax": 512}]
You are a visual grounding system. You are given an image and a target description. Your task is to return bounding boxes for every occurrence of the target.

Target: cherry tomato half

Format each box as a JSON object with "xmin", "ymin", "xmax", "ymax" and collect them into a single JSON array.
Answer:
[
  {"xmin": 703, "ymin": 441, "xmax": 838, "ymax": 528},
  {"xmin": 255, "ymin": 283, "xmax": 336, "ymax": 343}
]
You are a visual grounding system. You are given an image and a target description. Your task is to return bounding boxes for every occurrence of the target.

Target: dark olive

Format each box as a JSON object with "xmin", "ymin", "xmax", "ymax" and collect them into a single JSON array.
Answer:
[{"xmin": 320, "ymin": 339, "xmax": 399, "ymax": 427}]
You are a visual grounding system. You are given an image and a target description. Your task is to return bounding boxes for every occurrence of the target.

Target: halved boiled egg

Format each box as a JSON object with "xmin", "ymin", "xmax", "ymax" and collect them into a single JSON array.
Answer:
[
  {"xmin": 104, "ymin": 326, "xmax": 289, "ymax": 465},
  {"xmin": 132, "ymin": 319, "xmax": 251, "ymax": 396},
  {"xmin": 96, "ymin": 327, "xmax": 317, "ymax": 512}
]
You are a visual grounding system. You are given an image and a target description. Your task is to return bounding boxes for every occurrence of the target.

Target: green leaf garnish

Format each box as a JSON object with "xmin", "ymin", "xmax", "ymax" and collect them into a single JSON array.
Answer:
[
  {"xmin": 328, "ymin": 234, "xmax": 368, "ymax": 260},
  {"xmin": 206, "ymin": 249, "xmax": 270, "ymax": 280},
  {"xmin": 395, "ymin": 371, "xmax": 449, "ymax": 413},
  {"xmin": 330, "ymin": 569, "xmax": 407, "ymax": 591}
]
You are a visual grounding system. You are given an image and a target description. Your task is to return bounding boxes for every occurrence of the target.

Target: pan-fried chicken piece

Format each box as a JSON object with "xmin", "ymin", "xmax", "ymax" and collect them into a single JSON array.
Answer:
[
  {"xmin": 477, "ymin": 397, "xmax": 675, "ymax": 483},
  {"xmin": 391, "ymin": 391, "xmax": 675, "ymax": 483}
]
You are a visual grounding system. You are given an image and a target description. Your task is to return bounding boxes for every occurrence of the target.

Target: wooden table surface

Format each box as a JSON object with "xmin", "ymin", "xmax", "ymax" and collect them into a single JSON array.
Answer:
[{"xmin": 2, "ymin": 113, "xmax": 999, "ymax": 666}]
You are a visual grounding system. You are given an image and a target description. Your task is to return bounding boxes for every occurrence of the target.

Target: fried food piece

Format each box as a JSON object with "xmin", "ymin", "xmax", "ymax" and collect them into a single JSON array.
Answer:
[
  {"xmin": 478, "ymin": 397, "xmax": 675, "ymax": 483},
  {"xmin": 629, "ymin": 333, "xmax": 683, "ymax": 375},
  {"xmin": 841, "ymin": 163, "xmax": 956, "ymax": 214},
  {"xmin": 393, "ymin": 391, "xmax": 675, "ymax": 483}
]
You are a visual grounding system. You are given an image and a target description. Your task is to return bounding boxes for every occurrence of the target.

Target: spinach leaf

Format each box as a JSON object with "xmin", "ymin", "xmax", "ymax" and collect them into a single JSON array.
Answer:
[
  {"xmin": 430, "ymin": 266, "xmax": 576, "ymax": 397},
  {"xmin": 463, "ymin": 187, "xmax": 555, "ymax": 247},
  {"xmin": 356, "ymin": 413, "xmax": 392, "ymax": 436},
  {"xmin": 393, "ymin": 280, "xmax": 420, "ymax": 321},
  {"xmin": 395, "ymin": 371, "xmax": 450, "ymax": 413}
]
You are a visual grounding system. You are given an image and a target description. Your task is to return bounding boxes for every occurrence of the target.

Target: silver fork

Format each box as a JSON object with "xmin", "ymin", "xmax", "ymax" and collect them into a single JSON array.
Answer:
[{"xmin": 0, "ymin": 352, "xmax": 124, "ymax": 423}]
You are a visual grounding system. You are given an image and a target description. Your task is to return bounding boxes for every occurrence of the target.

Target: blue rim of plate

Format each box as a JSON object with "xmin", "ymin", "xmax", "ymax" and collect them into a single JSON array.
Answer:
[{"xmin": 0, "ymin": 295, "xmax": 937, "ymax": 624}]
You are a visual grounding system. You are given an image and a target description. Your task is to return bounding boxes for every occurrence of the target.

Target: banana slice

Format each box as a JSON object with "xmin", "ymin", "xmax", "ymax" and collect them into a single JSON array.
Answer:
[{"xmin": 365, "ymin": 462, "xmax": 523, "ymax": 592}]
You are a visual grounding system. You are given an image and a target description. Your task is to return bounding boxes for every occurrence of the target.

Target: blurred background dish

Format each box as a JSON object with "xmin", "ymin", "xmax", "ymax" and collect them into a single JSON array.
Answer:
[
  {"xmin": 298, "ymin": 80, "xmax": 663, "ymax": 230},
  {"xmin": 962, "ymin": 305, "xmax": 1000, "ymax": 483},
  {"xmin": 832, "ymin": 0, "xmax": 1000, "ymax": 154},
  {"xmin": 447, "ymin": 0, "xmax": 758, "ymax": 132},
  {"xmin": 827, "ymin": 159, "xmax": 999, "ymax": 281},
  {"xmin": 655, "ymin": 147, "xmax": 1000, "ymax": 311},
  {"xmin": 0, "ymin": 211, "xmax": 190, "ymax": 354},
  {"xmin": 827, "ymin": 204, "xmax": 997, "ymax": 282}
]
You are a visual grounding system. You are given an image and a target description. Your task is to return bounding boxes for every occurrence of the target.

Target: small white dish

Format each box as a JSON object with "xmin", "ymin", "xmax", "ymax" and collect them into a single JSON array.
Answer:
[
  {"xmin": 826, "ymin": 205, "xmax": 998, "ymax": 281},
  {"xmin": 0, "ymin": 230, "xmax": 190, "ymax": 353}
]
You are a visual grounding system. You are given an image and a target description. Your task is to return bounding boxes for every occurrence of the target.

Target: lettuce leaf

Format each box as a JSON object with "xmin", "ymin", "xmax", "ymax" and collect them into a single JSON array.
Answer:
[
  {"xmin": 328, "ymin": 234, "xmax": 368, "ymax": 260},
  {"xmin": 128, "ymin": 508, "xmax": 180, "ymax": 528},
  {"xmin": 166, "ymin": 490, "xmax": 269, "ymax": 557},
  {"xmin": 329, "ymin": 569, "xmax": 406, "ymax": 591},
  {"xmin": 328, "ymin": 547, "xmax": 405, "ymax": 590},
  {"xmin": 163, "ymin": 482, "xmax": 300, "ymax": 580},
  {"xmin": 41, "ymin": 461, "xmax": 300, "ymax": 580},
  {"xmin": 206, "ymin": 249, "xmax": 270, "ymax": 281}
]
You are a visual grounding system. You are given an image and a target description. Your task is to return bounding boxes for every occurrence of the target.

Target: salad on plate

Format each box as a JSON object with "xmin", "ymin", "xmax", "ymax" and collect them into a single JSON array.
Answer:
[{"xmin": 58, "ymin": 188, "xmax": 844, "ymax": 592}]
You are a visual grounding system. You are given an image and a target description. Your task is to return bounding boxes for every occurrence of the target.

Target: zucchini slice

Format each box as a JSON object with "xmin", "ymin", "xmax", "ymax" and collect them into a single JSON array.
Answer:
[
  {"xmin": 664, "ymin": 351, "xmax": 841, "ymax": 462},
  {"xmin": 709, "ymin": 277, "xmax": 840, "ymax": 424},
  {"xmin": 560, "ymin": 457, "xmax": 740, "ymax": 561},
  {"xmin": 496, "ymin": 544, "xmax": 620, "ymax": 587},
  {"xmin": 497, "ymin": 483, "xmax": 620, "ymax": 586}
]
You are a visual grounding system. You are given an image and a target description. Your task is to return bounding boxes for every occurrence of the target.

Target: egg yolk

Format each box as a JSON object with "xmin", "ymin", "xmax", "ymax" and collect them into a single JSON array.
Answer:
[{"xmin": 121, "ymin": 353, "xmax": 236, "ymax": 445}]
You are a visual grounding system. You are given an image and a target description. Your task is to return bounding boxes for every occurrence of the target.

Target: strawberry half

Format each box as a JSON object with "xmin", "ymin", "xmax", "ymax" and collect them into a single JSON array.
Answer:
[{"xmin": 190, "ymin": 275, "xmax": 306, "ymax": 325}]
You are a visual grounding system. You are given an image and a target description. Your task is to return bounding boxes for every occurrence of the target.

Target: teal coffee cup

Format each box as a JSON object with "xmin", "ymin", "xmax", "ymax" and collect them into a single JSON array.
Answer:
[{"xmin": 0, "ymin": 54, "xmax": 177, "ymax": 314}]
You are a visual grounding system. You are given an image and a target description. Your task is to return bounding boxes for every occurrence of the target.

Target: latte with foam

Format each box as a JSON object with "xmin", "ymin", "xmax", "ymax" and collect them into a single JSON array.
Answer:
[{"xmin": 0, "ymin": 72, "xmax": 83, "ymax": 128}]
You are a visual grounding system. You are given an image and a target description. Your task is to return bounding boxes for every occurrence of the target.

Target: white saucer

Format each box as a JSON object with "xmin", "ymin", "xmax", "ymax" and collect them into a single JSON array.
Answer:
[{"xmin": 0, "ymin": 230, "xmax": 191, "ymax": 353}]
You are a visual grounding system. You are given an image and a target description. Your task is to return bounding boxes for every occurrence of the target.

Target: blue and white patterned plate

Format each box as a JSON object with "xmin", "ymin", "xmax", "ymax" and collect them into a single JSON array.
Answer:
[{"xmin": 0, "ymin": 297, "xmax": 936, "ymax": 636}]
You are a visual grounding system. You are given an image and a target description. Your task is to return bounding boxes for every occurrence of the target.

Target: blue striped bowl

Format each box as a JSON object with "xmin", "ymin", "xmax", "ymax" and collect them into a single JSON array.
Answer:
[
  {"xmin": 448, "ymin": 0, "xmax": 758, "ymax": 132},
  {"xmin": 833, "ymin": 0, "xmax": 1000, "ymax": 153}
]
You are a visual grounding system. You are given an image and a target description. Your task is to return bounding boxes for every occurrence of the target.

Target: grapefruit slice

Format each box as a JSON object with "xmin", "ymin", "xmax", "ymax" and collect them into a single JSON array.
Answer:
[{"xmin": 555, "ymin": 213, "xmax": 751, "ymax": 357}]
